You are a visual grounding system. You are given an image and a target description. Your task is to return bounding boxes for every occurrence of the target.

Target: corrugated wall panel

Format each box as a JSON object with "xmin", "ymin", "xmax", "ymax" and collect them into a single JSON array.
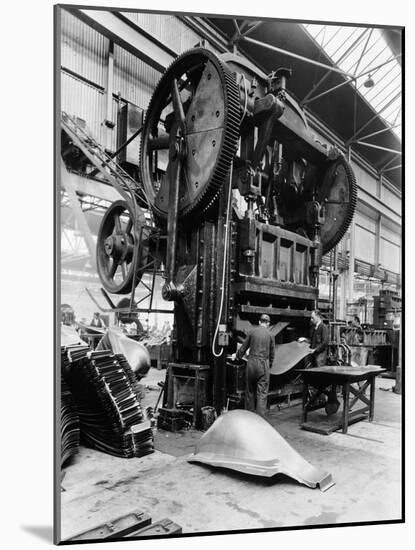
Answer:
[
  {"xmin": 355, "ymin": 225, "xmax": 376, "ymax": 264},
  {"xmin": 380, "ymin": 239, "xmax": 400, "ymax": 273},
  {"xmin": 61, "ymin": 9, "xmax": 109, "ymax": 87},
  {"xmin": 113, "ymin": 45, "xmax": 160, "ymax": 109},
  {"xmin": 123, "ymin": 12, "xmax": 219, "ymax": 54},
  {"xmin": 355, "ymin": 211, "xmax": 377, "ymax": 233},
  {"xmin": 382, "ymin": 186, "xmax": 401, "ymax": 215},
  {"xmin": 61, "ymin": 72, "xmax": 106, "ymax": 145},
  {"xmin": 352, "ymin": 162, "xmax": 378, "ymax": 198},
  {"xmin": 381, "ymin": 224, "xmax": 401, "ymax": 245}
]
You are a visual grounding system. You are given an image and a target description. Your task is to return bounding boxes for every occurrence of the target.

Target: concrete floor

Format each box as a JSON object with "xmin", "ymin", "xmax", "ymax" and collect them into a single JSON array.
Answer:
[{"xmin": 60, "ymin": 370, "xmax": 402, "ymax": 540}]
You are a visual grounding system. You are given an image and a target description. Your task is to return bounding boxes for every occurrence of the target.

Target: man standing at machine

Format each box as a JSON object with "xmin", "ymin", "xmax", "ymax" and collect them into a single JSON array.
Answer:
[
  {"xmin": 233, "ymin": 314, "xmax": 275, "ymax": 417},
  {"xmin": 300, "ymin": 310, "xmax": 329, "ymax": 368},
  {"xmin": 90, "ymin": 312, "xmax": 106, "ymax": 329}
]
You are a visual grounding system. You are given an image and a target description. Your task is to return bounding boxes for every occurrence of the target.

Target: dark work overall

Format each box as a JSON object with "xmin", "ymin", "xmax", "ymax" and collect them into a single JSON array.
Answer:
[
  {"xmin": 236, "ymin": 325, "xmax": 275, "ymax": 417},
  {"xmin": 246, "ymin": 355, "xmax": 270, "ymax": 417}
]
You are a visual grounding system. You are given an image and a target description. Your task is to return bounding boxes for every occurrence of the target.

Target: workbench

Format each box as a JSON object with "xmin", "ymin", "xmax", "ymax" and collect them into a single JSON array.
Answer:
[{"xmin": 296, "ymin": 365, "xmax": 385, "ymax": 435}]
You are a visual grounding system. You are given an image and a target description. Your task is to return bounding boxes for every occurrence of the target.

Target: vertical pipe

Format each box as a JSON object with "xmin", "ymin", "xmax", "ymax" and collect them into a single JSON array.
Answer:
[
  {"xmin": 212, "ymin": 184, "xmax": 228, "ymax": 411},
  {"xmin": 166, "ymin": 161, "xmax": 180, "ymax": 286},
  {"xmin": 342, "ymin": 383, "xmax": 350, "ymax": 434},
  {"xmin": 328, "ymin": 250, "xmax": 332, "ymax": 318},
  {"xmin": 348, "ymin": 222, "xmax": 355, "ymax": 312},
  {"xmin": 105, "ymin": 41, "xmax": 115, "ymax": 150},
  {"xmin": 342, "ymin": 270, "xmax": 347, "ymax": 320},
  {"xmin": 374, "ymin": 214, "xmax": 381, "ymax": 268},
  {"xmin": 394, "ymin": 316, "xmax": 402, "ymax": 394},
  {"xmin": 339, "ymin": 235, "xmax": 347, "ymax": 320},
  {"xmin": 394, "ymin": 231, "xmax": 402, "ymax": 394},
  {"xmin": 209, "ymin": 224, "xmax": 217, "ymax": 360},
  {"xmin": 378, "ymin": 172, "xmax": 383, "ymax": 199},
  {"xmin": 347, "ymin": 147, "xmax": 355, "ymax": 312},
  {"xmin": 332, "ymin": 245, "xmax": 338, "ymax": 321}
]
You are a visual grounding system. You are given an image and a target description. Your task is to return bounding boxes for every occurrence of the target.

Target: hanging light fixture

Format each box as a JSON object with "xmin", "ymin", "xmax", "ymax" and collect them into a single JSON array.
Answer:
[{"xmin": 364, "ymin": 74, "xmax": 375, "ymax": 88}]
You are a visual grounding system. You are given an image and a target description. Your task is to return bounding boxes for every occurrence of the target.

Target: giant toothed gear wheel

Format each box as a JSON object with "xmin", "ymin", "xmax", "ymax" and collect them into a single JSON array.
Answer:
[
  {"xmin": 140, "ymin": 48, "xmax": 241, "ymax": 220},
  {"xmin": 318, "ymin": 155, "xmax": 357, "ymax": 254}
]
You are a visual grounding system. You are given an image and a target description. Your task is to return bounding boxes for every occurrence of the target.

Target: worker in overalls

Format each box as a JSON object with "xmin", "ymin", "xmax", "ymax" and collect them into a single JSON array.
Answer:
[{"xmin": 234, "ymin": 314, "xmax": 275, "ymax": 417}]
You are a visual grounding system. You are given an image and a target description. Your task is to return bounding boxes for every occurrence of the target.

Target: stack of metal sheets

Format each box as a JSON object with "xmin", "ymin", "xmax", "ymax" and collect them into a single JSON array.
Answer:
[
  {"xmin": 62, "ymin": 347, "xmax": 154, "ymax": 459},
  {"xmin": 60, "ymin": 346, "xmax": 83, "ymax": 466},
  {"xmin": 66, "ymin": 343, "xmax": 90, "ymax": 363},
  {"xmin": 61, "ymin": 376, "xmax": 80, "ymax": 466},
  {"xmin": 115, "ymin": 354, "xmax": 146, "ymax": 400}
]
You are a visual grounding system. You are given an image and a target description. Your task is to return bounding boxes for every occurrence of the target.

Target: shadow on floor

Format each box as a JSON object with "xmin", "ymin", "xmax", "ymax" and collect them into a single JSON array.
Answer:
[
  {"xmin": 20, "ymin": 525, "xmax": 53, "ymax": 543},
  {"xmin": 189, "ymin": 460, "xmax": 304, "ymax": 489},
  {"xmin": 154, "ymin": 428, "xmax": 201, "ymax": 457}
]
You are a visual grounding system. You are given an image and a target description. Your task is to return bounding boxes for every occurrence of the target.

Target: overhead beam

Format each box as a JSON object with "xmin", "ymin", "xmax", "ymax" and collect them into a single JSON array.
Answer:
[
  {"xmin": 62, "ymin": 9, "xmax": 401, "ymax": 201},
  {"xmin": 241, "ymin": 36, "xmax": 354, "ymax": 78},
  {"xmin": 303, "ymin": 78, "xmax": 352, "ymax": 105},
  {"xmin": 345, "ymin": 91, "xmax": 401, "ymax": 144},
  {"xmin": 381, "ymin": 153, "xmax": 401, "ymax": 171},
  {"xmin": 352, "ymin": 29, "xmax": 373, "ymax": 76},
  {"xmin": 355, "ymin": 142, "xmax": 401, "ymax": 155},
  {"xmin": 231, "ymin": 18, "xmax": 240, "ymax": 37},
  {"xmin": 356, "ymin": 46, "xmax": 389, "ymax": 80},
  {"xmin": 356, "ymin": 55, "xmax": 401, "ymax": 83},
  {"xmin": 302, "ymin": 28, "xmax": 368, "ymax": 103},
  {"xmin": 353, "ymin": 125, "xmax": 400, "ymax": 142},
  {"xmin": 230, "ymin": 20, "xmax": 263, "ymax": 46},
  {"xmin": 241, "ymin": 21, "xmax": 263, "ymax": 38},
  {"xmin": 180, "ymin": 16, "xmax": 230, "ymax": 53},
  {"xmin": 67, "ymin": 8, "xmax": 175, "ymax": 73},
  {"xmin": 381, "ymin": 164, "xmax": 402, "ymax": 173},
  {"xmin": 303, "ymin": 55, "xmax": 401, "ymax": 106}
]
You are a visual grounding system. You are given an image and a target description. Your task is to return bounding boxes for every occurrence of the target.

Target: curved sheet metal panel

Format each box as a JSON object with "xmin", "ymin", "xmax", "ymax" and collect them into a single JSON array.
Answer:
[
  {"xmin": 271, "ymin": 341, "xmax": 312, "ymax": 375},
  {"xmin": 188, "ymin": 410, "xmax": 334, "ymax": 491}
]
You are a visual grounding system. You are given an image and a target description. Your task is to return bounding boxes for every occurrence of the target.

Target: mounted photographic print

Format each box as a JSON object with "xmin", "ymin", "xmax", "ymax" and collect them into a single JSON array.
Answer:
[{"xmin": 55, "ymin": 3, "xmax": 403, "ymax": 544}]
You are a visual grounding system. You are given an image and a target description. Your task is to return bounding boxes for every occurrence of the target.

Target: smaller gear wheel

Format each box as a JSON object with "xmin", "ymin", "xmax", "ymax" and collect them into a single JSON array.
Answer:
[{"xmin": 96, "ymin": 200, "xmax": 149, "ymax": 295}]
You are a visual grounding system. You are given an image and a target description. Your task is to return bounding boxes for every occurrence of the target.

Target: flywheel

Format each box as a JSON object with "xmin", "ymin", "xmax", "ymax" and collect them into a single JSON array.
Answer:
[
  {"xmin": 96, "ymin": 200, "xmax": 149, "ymax": 294},
  {"xmin": 140, "ymin": 47, "xmax": 241, "ymax": 220},
  {"xmin": 317, "ymin": 155, "xmax": 357, "ymax": 255}
]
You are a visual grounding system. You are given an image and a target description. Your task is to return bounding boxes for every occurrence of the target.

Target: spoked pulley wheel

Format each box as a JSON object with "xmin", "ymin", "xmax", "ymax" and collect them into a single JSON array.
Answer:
[
  {"xmin": 96, "ymin": 200, "xmax": 149, "ymax": 295},
  {"xmin": 140, "ymin": 47, "xmax": 240, "ymax": 220}
]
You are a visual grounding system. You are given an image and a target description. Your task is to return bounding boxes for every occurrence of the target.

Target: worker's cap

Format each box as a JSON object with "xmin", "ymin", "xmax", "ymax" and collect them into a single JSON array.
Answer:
[{"xmin": 260, "ymin": 314, "xmax": 271, "ymax": 323}]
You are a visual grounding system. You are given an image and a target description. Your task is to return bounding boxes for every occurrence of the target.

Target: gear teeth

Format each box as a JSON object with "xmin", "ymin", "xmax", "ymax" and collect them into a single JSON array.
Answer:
[
  {"xmin": 140, "ymin": 48, "xmax": 241, "ymax": 221},
  {"xmin": 199, "ymin": 58, "xmax": 241, "ymax": 217},
  {"xmin": 322, "ymin": 156, "xmax": 357, "ymax": 254}
]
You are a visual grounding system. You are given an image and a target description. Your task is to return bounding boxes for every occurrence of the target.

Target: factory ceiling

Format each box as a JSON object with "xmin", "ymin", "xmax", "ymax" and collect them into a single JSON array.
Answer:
[{"xmin": 205, "ymin": 18, "xmax": 402, "ymax": 191}]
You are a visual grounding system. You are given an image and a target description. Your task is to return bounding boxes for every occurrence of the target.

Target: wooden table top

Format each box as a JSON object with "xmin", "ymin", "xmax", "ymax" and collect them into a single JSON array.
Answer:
[{"xmin": 295, "ymin": 365, "xmax": 385, "ymax": 383}]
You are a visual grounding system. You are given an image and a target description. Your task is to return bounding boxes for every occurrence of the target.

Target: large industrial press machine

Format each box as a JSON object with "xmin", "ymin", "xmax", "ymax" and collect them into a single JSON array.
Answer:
[{"xmin": 91, "ymin": 47, "xmax": 357, "ymax": 415}]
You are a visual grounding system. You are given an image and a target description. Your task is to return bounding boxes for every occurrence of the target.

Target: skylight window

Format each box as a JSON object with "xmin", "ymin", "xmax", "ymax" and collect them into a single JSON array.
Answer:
[{"xmin": 303, "ymin": 24, "xmax": 401, "ymax": 140}]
